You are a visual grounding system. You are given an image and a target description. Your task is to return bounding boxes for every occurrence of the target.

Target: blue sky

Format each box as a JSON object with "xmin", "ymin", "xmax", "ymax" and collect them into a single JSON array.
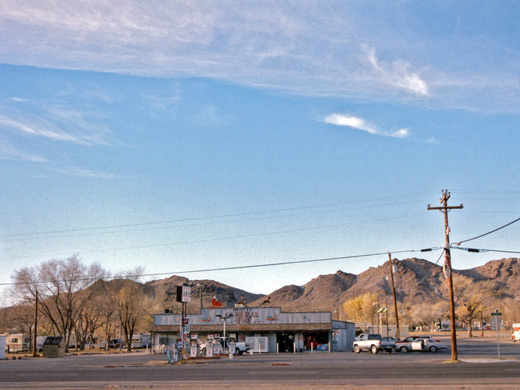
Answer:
[{"xmin": 1, "ymin": 1, "xmax": 519, "ymax": 300}]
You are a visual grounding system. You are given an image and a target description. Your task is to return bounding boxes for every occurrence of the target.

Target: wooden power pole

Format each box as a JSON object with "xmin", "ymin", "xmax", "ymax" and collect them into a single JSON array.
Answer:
[
  {"xmin": 32, "ymin": 289, "xmax": 38, "ymax": 357},
  {"xmin": 428, "ymin": 190, "xmax": 463, "ymax": 362},
  {"xmin": 388, "ymin": 252, "xmax": 400, "ymax": 340}
]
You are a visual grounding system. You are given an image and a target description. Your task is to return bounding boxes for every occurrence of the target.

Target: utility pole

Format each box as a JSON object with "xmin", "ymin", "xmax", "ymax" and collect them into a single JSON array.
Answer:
[
  {"xmin": 428, "ymin": 189, "xmax": 463, "ymax": 362},
  {"xmin": 199, "ymin": 284, "xmax": 203, "ymax": 310},
  {"xmin": 388, "ymin": 252, "xmax": 400, "ymax": 340},
  {"xmin": 32, "ymin": 289, "xmax": 38, "ymax": 357}
]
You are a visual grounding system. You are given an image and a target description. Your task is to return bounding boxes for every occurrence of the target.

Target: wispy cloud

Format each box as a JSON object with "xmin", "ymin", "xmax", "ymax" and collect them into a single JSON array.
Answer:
[
  {"xmin": 51, "ymin": 166, "xmax": 114, "ymax": 179},
  {"xmin": 0, "ymin": 109, "xmax": 113, "ymax": 146},
  {"xmin": 362, "ymin": 45, "xmax": 428, "ymax": 96},
  {"xmin": 191, "ymin": 104, "xmax": 228, "ymax": 129},
  {"xmin": 0, "ymin": 2, "xmax": 518, "ymax": 112},
  {"xmin": 10, "ymin": 97, "xmax": 27, "ymax": 102},
  {"xmin": 0, "ymin": 114, "xmax": 88, "ymax": 144},
  {"xmin": 0, "ymin": 141, "xmax": 48, "ymax": 162},
  {"xmin": 323, "ymin": 113, "xmax": 409, "ymax": 139}
]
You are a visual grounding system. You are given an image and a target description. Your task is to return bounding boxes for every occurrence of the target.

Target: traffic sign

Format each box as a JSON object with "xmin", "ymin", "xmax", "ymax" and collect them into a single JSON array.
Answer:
[{"xmin": 491, "ymin": 312, "xmax": 502, "ymax": 316}]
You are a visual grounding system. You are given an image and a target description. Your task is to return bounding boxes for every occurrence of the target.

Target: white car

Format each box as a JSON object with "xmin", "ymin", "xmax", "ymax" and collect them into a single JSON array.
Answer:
[
  {"xmin": 395, "ymin": 336, "xmax": 421, "ymax": 352},
  {"xmin": 405, "ymin": 336, "xmax": 447, "ymax": 352}
]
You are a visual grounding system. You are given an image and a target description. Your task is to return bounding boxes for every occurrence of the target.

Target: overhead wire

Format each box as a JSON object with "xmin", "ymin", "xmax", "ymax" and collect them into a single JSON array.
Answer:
[
  {"xmin": 1, "ymin": 198, "xmax": 437, "ymax": 244},
  {"xmin": 0, "ymin": 212, "xmax": 427, "ymax": 261},
  {"xmin": 0, "ymin": 246, "xmax": 442, "ymax": 287},
  {"xmin": 454, "ymin": 216, "xmax": 520, "ymax": 246},
  {"xmin": 416, "ymin": 249, "xmax": 445, "ymax": 286},
  {"xmin": 0, "ymin": 191, "xmax": 439, "ymax": 241},
  {"xmin": 452, "ymin": 247, "xmax": 520, "ymax": 255}
]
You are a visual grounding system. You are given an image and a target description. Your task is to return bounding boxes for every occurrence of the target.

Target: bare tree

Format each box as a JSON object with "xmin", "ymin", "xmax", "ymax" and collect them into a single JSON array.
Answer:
[
  {"xmin": 10, "ymin": 255, "xmax": 107, "ymax": 351},
  {"xmin": 502, "ymin": 297, "xmax": 520, "ymax": 329},
  {"xmin": 3, "ymin": 305, "xmax": 35, "ymax": 349},
  {"xmin": 74, "ymin": 296, "xmax": 105, "ymax": 350},
  {"xmin": 99, "ymin": 295, "xmax": 119, "ymax": 351},
  {"xmin": 411, "ymin": 302, "xmax": 447, "ymax": 330},
  {"xmin": 452, "ymin": 276, "xmax": 496, "ymax": 337},
  {"xmin": 115, "ymin": 267, "xmax": 155, "ymax": 352}
]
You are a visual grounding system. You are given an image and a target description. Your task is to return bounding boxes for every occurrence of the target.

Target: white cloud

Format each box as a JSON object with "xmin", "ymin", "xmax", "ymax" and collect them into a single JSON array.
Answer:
[
  {"xmin": 323, "ymin": 113, "xmax": 410, "ymax": 139},
  {"xmin": 0, "ymin": 109, "xmax": 113, "ymax": 146},
  {"xmin": 0, "ymin": 2, "xmax": 518, "ymax": 112},
  {"xmin": 0, "ymin": 114, "xmax": 88, "ymax": 144},
  {"xmin": 0, "ymin": 141, "xmax": 48, "ymax": 162},
  {"xmin": 10, "ymin": 97, "xmax": 27, "ymax": 102},
  {"xmin": 363, "ymin": 45, "xmax": 429, "ymax": 96},
  {"xmin": 51, "ymin": 166, "xmax": 114, "ymax": 179},
  {"xmin": 192, "ymin": 104, "xmax": 228, "ymax": 129}
]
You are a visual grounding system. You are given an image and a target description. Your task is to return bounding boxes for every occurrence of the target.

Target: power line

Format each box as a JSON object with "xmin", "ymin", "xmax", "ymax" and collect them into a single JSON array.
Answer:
[
  {"xmin": 0, "ymin": 212, "xmax": 427, "ymax": 261},
  {"xmin": 416, "ymin": 249, "xmax": 445, "ymax": 286},
  {"xmin": 454, "ymin": 216, "xmax": 520, "ymax": 246},
  {"xmin": 0, "ymin": 246, "xmax": 441, "ymax": 287},
  {"xmin": 452, "ymin": 247, "xmax": 520, "ymax": 255},
  {"xmin": 0, "ymin": 191, "xmax": 438, "ymax": 240},
  {"xmin": 1, "ymin": 200, "xmax": 434, "ymax": 244}
]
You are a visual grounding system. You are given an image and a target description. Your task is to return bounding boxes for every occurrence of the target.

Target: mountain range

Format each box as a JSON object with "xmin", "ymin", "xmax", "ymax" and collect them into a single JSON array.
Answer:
[
  {"xmin": 3, "ymin": 257, "xmax": 518, "ymax": 331},
  {"xmin": 145, "ymin": 257, "xmax": 520, "ymax": 317}
]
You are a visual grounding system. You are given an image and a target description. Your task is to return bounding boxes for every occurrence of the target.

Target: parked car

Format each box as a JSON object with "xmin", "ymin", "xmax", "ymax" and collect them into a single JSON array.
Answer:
[
  {"xmin": 109, "ymin": 339, "xmax": 124, "ymax": 349},
  {"xmin": 397, "ymin": 336, "xmax": 446, "ymax": 352},
  {"xmin": 412, "ymin": 336, "xmax": 447, "ymax": 352},
  {"xmin": 395, "ymin": 336, "xmax": 421, "ymax": 352},
  {"xmin": 352, "ymin": 334, "xmax": 394, "ymax": 354}
]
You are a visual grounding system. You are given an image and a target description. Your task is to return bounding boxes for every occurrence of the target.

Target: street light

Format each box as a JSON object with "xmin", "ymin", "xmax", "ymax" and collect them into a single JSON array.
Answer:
[
  {"xmin": 377, "ymin": 307, "xmax": 388, "ymax": 336},
  {"xmin": 197, "ymin": 283, "xmax": 203, "ymax": 310},
  {"xmin": 216, "ymin": 313, "xmax": 234, "ymax": 351}
]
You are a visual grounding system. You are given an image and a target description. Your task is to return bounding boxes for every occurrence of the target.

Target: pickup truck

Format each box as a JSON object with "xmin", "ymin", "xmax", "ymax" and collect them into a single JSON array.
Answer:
[
  {"xmin": 231, "ymin": 341, "xmax": 251, "ymax": 355},
  {"xmin": 352, "ymin": 334, "xmax": 394, "ymax": 354},
  {"xmin": 200, "ymin": 340, "xmax": 251, "ymax": 356}
]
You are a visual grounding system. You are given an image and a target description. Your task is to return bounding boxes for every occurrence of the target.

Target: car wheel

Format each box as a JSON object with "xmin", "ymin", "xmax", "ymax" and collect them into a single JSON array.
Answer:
[
  {"xmin": 399, "ymin": 346, "xmax": 409, "ymax": 353},
  {"xmin": 429, "ymin": 346, "xmax": 438, "ymax": 352},
  {"xmin": 353, "ymin": 345, "xmax": 360, "ymax": 353},
  {"xmin": 370, "ymin": 345, "xmax": 378, "ymax": 354}
]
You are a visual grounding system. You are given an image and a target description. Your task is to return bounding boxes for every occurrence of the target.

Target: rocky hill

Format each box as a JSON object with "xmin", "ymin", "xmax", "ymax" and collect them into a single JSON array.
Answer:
[
  {"xmin": 3, "ymin": 257, "xmax": 517, "ymax": 332},
  {"xmin": 108, "ymin": 257, "xmax": 519, "ymax": 315},
  {"xmin": 144, "ymin": 275, "xmax": 264, "ymax": 314}
]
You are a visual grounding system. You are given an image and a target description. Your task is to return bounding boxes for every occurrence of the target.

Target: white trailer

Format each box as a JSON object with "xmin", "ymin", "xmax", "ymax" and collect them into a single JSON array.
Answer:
[
  {"xmin": 131, "ymin": 333, "xmax": 151, "ymax": 348},
  {"xmin": 512, "ymin": 323, "xmax": 520, "ymax": 342}
]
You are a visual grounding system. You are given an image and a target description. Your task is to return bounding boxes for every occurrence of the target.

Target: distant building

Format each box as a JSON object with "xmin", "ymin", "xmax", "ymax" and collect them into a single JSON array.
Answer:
[
  {"xmin": 151, "ymin": 306, "xmax": 355, "ymax": 353},
  {"xmin": 131, "ymin": 333, "xmax": 151, "ymax": 348},
  {"xmin": 5, "ymin": 333, "xmax": 31, "ymax": 353}
]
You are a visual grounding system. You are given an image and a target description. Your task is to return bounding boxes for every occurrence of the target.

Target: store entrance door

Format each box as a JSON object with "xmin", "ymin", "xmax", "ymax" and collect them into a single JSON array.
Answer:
[{"xmin": 277, "ymin": 332, "xmax": 295, "ymax": 353}]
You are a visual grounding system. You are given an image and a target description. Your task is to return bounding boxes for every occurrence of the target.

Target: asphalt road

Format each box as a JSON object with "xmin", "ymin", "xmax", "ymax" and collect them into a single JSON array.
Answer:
[{"xmin": 1, "ymin": 336, "xmax": 519, "ymax": 390}]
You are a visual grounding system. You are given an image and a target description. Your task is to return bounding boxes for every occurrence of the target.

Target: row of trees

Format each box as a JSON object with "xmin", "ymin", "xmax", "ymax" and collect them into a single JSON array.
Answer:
[
  {"xmin": 342, "ymin": 275, "xmax": 518, "ymax": 336},
  {"xmin": 7, "ymin": 256, "xmax": 155, "ymax": 352}
]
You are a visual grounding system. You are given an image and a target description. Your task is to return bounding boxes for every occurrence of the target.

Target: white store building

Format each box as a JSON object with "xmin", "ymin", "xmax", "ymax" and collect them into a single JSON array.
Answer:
[{"xmin": 151, "ymin": 306, "xmax": 355, "ymax": 353}]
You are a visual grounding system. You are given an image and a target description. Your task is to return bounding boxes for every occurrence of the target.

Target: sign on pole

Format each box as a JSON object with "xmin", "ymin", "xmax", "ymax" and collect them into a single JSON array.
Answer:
[
  {"xmin": 177, "ymin": 285, "xmax": 191, "ymax": 303},
  {"xmin": 492, "ymin": 309, "xmax": 502, "ymax": 359}
]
